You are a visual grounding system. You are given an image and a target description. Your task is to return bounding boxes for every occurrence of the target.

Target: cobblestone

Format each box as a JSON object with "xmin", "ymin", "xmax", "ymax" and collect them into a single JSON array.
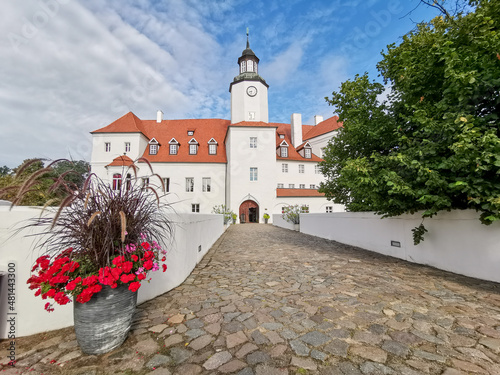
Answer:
[{"xmin": 2, "ymin": 224, "xmax": 500, "ymax": 374}]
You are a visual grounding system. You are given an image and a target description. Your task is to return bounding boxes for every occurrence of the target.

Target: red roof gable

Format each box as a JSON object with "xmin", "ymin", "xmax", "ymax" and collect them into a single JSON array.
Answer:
[
  {"xmin": 106, "ymin": 155, "xmax": 135, "ymax": 167},
  {"xmin": 276, "ymin": 188, "xmax": 325, "ymax": 197},
  {"xmin": 92, "ymin": 112, "xmax": 146, "ymax": 134},
  {"xmin": 303, "ymin": 116, "xmax": 342, "ymax": 140}
]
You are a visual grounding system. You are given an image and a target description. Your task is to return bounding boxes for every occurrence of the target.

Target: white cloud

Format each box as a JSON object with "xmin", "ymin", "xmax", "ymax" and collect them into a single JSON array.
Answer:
[{"xmin": 0, "ymin": 0, "xmax": 236, "ymax": 167}]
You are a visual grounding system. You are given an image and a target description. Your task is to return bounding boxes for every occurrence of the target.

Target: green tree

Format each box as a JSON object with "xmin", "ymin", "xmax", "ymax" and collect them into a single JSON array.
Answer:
[
  {"xmin": 320, "ymin": 0, "xmax": 500, "ymax": 242},
  {"xmin": 0, "ymin": 166, "xmax": 11, "ymax": 176},
  {"xmin": 0, "ymin": 159, "xmax": 90, "ymax": 206}
]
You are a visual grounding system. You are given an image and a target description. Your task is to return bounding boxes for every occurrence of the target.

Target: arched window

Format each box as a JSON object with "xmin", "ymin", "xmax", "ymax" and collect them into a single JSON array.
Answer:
[{"xmin": 112, "ymin": 174, "xmax": 122, "ymax": 191}]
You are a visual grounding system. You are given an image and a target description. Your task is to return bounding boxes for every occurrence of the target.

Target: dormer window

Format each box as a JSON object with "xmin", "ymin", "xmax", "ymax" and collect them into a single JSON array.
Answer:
[
  {"xmin": 187, "ymin": 129, "xmax": 195, "ymax": 136},
  {"xmin": 279, "ymin": 134, "xmax": 285, "ymax": 139},
  {"xmin": 169, "ymin": 138, "xmax": 179, "ymax": 155},
  {"xmin": 279, "ymin": 140, "xmax": 289, "ymax": 158},
  {"xmin": 208, "ymin": 138, "xmax": 218, "ymax": 155},
  {"xmin": 298, "ymin": 141, "xmax": 312, "ymax": 159},
  {"xmin": 188, "ymin": 138, "xmax": 199, "ymax": 155},
  {"xmin": 148, "ymin": 138, "xmax": 159, "ymax": 155}
]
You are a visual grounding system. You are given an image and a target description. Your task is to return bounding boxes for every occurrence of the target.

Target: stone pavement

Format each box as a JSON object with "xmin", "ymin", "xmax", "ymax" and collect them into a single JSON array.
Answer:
[{"xmin": 2, "ymin": 224, "xmax": 500, "ymax": 375}]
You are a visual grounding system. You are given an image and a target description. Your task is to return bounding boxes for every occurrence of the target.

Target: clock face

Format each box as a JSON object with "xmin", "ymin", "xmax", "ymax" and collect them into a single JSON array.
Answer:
[{"xmin": 247, "ymin": 86, "xmax": 257, "ymax": 97}]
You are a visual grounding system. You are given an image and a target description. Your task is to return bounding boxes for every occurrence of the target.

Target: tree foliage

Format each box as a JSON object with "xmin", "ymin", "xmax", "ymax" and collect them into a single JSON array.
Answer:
[
  {"xmin": 0, "ymin": 159, "xmax": 90, "ymax": 206},
  {"xmin": 319, "ymin": 0, "xmax": 500, "ymax": 241}
]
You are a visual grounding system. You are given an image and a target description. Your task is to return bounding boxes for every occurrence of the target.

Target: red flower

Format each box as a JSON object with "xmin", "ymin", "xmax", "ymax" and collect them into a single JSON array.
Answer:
[
  {"xmin": 143, "ymin": 260, "xmax": 153, "ymax": 270},
  {"xmin": 128, "ymin": 282, "xmax": 141, "ymax": 292},
  {"xmin": 131, "ymin": 255, "xmax": 138, "ymax": 262},
  {"xmin": 82, "ymin": 275, "xmax": 98, "ymax": 286},
  {"xmin": 137, "ymin": 273, "xmax": 146, "ymax": 281},
  {"xmin": 120, "ymin": 274, "xmax": 136, "ymax": 283},
  {"xmin": 46, "ymin": 289, "xmax": 57, "ymax": 298},
  {"xmin": 141, "ymin": 242, "xmax": 151, "ymax": 250},
  {"xmin": 143, "ymin": 250, "xmax": 154, "ymax": 260},
  {"xmin": 162, "ymin": 264, "xmax": 167, "ymax": 272},
  {"xmin": 121, "ymin": 261, "xmax": 133, "ymax": 274}
]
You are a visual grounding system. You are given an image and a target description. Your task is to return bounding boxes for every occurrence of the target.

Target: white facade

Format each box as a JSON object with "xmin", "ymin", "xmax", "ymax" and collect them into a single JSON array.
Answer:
[{"xmin": 90, "ymin": 39, "xmax": 344, "ymax": 223}]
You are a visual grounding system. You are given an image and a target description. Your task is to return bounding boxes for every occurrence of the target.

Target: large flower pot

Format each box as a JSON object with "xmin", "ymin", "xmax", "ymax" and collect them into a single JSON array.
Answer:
[
  {"xmin": 73, "ymin": 284, "xmax": 137, "ymax": 355},
  {"xmin": 294, "ymin": 224, "xmax": 300, "ymax": 231}
]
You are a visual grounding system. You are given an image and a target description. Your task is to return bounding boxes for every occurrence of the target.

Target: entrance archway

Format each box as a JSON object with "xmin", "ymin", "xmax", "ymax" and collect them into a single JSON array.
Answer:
[{"xmin": 239, "ymin": 200, "xmax": 259, "ymax": 223}]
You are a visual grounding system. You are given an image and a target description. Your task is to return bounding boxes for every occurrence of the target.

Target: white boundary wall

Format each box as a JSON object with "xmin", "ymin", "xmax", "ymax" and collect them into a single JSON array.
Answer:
[
  {"xmin": 299, "ymin": 210, "xmax": 500, "ymax": 283},
  {"xmin": 0, "ymin": 207, "xmax": 225, "ymax": 338}
]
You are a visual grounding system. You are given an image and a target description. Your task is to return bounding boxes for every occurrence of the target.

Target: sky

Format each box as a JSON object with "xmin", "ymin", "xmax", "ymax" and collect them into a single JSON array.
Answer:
[{"xmin": 0, "ymin": 0, "xmax": 442, "ymax": 168}]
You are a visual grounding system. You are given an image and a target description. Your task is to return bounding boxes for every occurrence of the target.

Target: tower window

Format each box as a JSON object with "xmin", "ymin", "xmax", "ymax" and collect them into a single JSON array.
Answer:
[
  {"xmin": 250, "ymin": 167, "xmax": 258, "ymax": 181},
  {"xmin": 250, "ymin": 137, "xmax": 257, "ymax": 148},
  {"xmin": 105, "ymin": 143, "xmax": 111, "ymax": 152},
  {"xmin": 240, "ymin": 60, "xmax": 246, "ymax": 73},
  {"xmin": 247, "ymin": 60, "xmax": 254, "ymax": 72},
  {"xmin": 125, "ymin": 142, "xmax": 130, "ymax": 152}
]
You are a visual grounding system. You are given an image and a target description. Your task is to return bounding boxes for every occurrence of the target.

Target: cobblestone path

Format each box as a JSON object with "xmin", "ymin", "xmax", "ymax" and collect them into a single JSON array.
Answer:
[{"xmin": 2, "ymin": 224, "xmax": 500, "ymax": 374}]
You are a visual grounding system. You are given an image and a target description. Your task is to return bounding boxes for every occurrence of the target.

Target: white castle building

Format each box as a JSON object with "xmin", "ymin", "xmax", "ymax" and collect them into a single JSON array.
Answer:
[{"xmin": 90, "ymin": 37, "xmax": 345, "ymax": 223}]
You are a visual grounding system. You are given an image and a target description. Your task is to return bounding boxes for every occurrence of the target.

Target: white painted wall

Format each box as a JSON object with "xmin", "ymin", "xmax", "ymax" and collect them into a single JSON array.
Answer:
[
  {"xmin": 306, "ymin": 130, "xmax": 338, "ymax": 158},
  {"xmin": 300, "ymin": 210, "xmax": 500, "ymax": 283},
  {"xmin": 226, "ymin": 126, "xmax": 277, "ymax": 222},
  {"xmin": 0, "ymin": 207, "xmax": 225, "ymax": 338},
  {"xmin": 230, "ymin": 80, "xmax": 269, "ymax": 124},
  {"xmin": 275, "ymin": 160, "xmax": 324, "ymax": 189}
]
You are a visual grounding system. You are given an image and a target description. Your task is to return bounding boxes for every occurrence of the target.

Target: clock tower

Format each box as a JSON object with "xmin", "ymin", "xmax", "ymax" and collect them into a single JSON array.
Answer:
[{"xmin": 229, "ymin": 31, "xmax": 269, "ymax": 124}]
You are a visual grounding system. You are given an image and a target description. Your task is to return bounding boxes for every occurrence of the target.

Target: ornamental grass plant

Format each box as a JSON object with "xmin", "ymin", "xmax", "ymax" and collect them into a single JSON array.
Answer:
[{"xmin": 1, "ymin": 158, "xmax": 173, "ymax": 311}]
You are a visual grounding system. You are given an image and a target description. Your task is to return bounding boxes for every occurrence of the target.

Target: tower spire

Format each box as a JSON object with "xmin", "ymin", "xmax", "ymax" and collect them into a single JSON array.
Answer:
[{"xmin": 246, "ymin": 27, "xmax": 250, "ymax": 49}]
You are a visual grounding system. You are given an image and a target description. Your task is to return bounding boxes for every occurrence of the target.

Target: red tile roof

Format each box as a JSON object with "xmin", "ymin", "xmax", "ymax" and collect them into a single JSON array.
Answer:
[
  {"xmin": 92, "ymin": 112, "xmax": 145, "ymax": 134},
  {"xmin": 139, "ymin": 119, "xmax": 230, "ymax": 163},
  {"xmin": 276, "ymin": 188, "xmax": 325, "ymax": 197},
  {"xmin": 275, "ymin": 124, "xmax": 322, "ymax": 162},
  {"xmin": 303, "ymin": 116, "xmax": 342, "ymax": 140},
  {"xmin": 91, "ymin": 112, "xmax": 339, "ymax": 164},
  {"xmin": 106, "ymin": 155, "xmax": 135, "ymax": 167}
]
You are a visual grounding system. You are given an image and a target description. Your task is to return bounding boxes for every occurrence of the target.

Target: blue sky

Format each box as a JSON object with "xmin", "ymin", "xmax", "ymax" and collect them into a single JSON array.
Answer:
[{"xmin": 0, "ymin": 0, "xmax": 441, "ymax": 168}]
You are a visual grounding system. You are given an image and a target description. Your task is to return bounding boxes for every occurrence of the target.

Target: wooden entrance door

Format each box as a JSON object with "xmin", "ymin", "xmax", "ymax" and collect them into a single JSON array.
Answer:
[{"xmin": 239, "ymin": 200, "xmax": 259, "ymax": 223}]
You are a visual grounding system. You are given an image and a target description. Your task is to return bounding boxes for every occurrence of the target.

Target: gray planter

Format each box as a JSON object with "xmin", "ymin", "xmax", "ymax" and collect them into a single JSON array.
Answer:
[{"xmin": 74, "ymin": 284, "xmax": 137, "ymax": 355}]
